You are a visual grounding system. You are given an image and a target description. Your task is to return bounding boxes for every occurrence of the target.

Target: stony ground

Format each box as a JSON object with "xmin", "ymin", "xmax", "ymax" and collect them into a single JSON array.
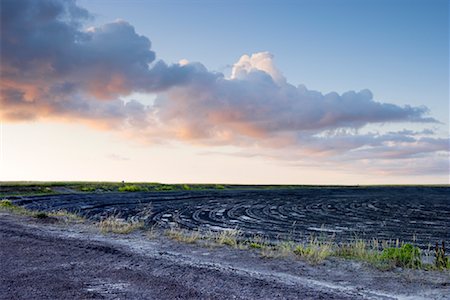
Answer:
[{"xmin": 1, "ymin": 212, "xmax": 449, "ymax": 300}]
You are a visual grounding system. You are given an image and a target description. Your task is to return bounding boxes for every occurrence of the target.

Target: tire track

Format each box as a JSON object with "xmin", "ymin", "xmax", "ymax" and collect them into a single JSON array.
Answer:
[{"xmin": 15, "ymin": 187, "xmax": 450, "ymax": 247}]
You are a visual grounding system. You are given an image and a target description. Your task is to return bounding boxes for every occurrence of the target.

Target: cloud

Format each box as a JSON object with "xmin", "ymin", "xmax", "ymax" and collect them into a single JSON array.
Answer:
[
  {"xmin": 152, "ymin": 70, "xmax": 436, "ymax": 145},
  {"xmin": 1, "ymin": 0, "xmax": 448, "ymax": 177},
  {"xmin": 231, "ymin": 52, "xmax": 286, "ymax": 85}
]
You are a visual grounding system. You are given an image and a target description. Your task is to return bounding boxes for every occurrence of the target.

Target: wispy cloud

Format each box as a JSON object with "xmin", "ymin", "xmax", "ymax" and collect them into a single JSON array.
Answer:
[{"xmin": 1, "ymin": 0, "xmax": 448, "ymax": 177}]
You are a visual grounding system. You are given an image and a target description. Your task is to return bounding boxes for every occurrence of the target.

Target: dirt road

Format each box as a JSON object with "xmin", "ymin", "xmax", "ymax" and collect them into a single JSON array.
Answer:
[{"xmin": 1, "ymin": 213, "xmax": 449, "ymax": 299}]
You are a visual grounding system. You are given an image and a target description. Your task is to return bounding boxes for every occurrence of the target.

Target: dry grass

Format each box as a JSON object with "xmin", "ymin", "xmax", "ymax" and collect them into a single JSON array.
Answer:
[
  {"xmin": 99, "ymin": 202, "xmax": 152, "ymax": 235},
  {"xmin": 164, "ymin": 226, "xmax": 245, "ymax": 249},
  {"xmin": 166, "ymin": 226, "xmax": 202, "ymax": 244},
  {"xmin": 145, "ymin": 225, "xmax": 158, "ymax": 239},
  {"xmin": 293, "ymin": 238, "xmax": 333, "ymax": 264},
  {"xmin": 48, "ymin": 210, "xmax": 84, "ymax": 224},
  {"xmin": 1, "ymin": 200, "xmax": 84, "ymax": 223},
  {"xmin": 98, "ymin": 215, "xmax": 144, "ymax": 234},
  {"xmin": 214, "ymin": 229, "xmax": 242, "ymax": 247}
]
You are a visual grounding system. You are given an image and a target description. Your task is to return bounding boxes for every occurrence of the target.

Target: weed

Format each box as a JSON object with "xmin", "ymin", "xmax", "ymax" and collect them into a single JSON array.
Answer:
[
  {"xmin": 80, "ymin": 186, "xmax": 96, "ymax": 192},
  {"xmin": 334, "ymin": 239, "xmax": 381, "ymax": 264},
  {"xmin": 0, "ymin": 199, "xmax": 30, "ymax": 215},
  {"xmin": 155, "ymin": 185, "xmax": 176, "ymax": 191},
  {"xmin": 145, "ymin": 225, "xmax": 158, "ymax": 239},
  {"xmin": 259, "ymin": 246, "xmax": 279, "ymax": 258},
  {"xmin": 215, "ymin": 229, "xmax": 241, "ymax": 247},
  {"xmin": 0, "ymin": 199, "xmax": 13, "ymax": 208},
  {"xmin": 435, "ymin": 241, "xmax": 450, "ymax": 270},
  {"xmin": 249, "ymin": 242, "xmax": 263, "ymax": 249},
  {"xmin": 166, "ymin": 226, "xmax": 201, "ymax": 244},
  {"xmin": 98, "ymin": 215, "xmax": 144, "ymax": 234},
  {"xmin": 277, "ymin": 241, "xmax": 296, "ymax": 257},
  {"xmin": 293, "ymin": 238, "xmax": 332, "ymax": 264},
  {"xmin": 49, "ymin": 210, "xmax": 84, "ymax": 223},
  {"xmin": 380, "ymin": 243, "xmax": 422, "ymax": 269}
]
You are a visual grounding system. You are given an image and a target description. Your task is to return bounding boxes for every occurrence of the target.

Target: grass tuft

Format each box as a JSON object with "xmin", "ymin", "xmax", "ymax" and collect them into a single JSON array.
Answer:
[
  {"xmin": 435, "ymin": 241, "xmax": 450, "ymax": 270},
  {"xmin": 49, "ymin": 210, "xmax": 84, "ymax": 223},
  {"xmin": 215, "ymin": 229, "xmax": 242, "ymax": 247},
  {"xmin": 380, "ymin": 243, "xmax": 422, "ymax": 269},
  {"xmin": 1, "ymin": 199, "xmax": 31, "ymax": 215},
  {"xmin": 98, "ymin": 215, "xmax": 144, "ymax": 234},
  {"xmin": 293, "ymin": 238, "xmax": 333, "ymax": 264},
  {"xmin": 0, "ymin": 199, "xmax": 14, "ymax": 208},
  {"xmin": 157, "ymin": 224, "xmax": 450, "ymax": 271},
  {"xmin": 166, "ymin": 226, "xmax": 201, "ymax": 243}
]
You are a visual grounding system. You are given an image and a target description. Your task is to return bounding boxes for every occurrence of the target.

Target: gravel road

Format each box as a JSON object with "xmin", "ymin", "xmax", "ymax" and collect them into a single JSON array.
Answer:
[{"xmin": 1, "ymin": 212, "xmax": 449, "ymax": 300}]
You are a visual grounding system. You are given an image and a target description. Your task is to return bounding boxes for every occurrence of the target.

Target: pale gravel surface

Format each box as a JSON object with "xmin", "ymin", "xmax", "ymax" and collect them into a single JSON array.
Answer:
[{"xmin": 1, "ymin": 212, "xmax": 449, "ymax": 300}]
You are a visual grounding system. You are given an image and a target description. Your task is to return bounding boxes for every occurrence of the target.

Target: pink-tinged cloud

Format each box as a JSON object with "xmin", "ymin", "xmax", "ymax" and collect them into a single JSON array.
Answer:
[{"xmin": 1, "ymin": 0, "xmax": 448, "ymax": 176}]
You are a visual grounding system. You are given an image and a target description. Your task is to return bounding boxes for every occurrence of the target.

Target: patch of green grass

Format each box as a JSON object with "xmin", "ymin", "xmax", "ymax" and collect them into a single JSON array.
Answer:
[
  {"xmin": 154, "ymin": 184, "xmax": 176, "ymax": 191},
  {"xmin": 249, "ymin": 242, "xmax": 263, "ymax": 249},
  {"xmin": 246, "ymin": 235, "xmax": 269, "ymax": 250},
  {"xmin": 0, "ymin": 199, "xmax": 30, "ymax": 215},
  {"xmin": 334, "ymin": 239, "xmax": 381, "ymax": 264},
  {"xmin": 80, "ymin": 186, "xmax": 96, "ymax": 192},
  {"xmin": 0, "ymin": 199, "xmax": 13, "ymax": 208},
  {"xmin": 380, "ymin": 243, "xmax": 422, "ymax": 269},
  {"xmin": 118, "ymin": 184, "xmax": 145, "ymax": 192}
]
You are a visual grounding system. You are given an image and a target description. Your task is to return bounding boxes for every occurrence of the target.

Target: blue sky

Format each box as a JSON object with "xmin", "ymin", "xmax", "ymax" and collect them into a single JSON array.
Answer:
[
  {"xmin": 1, "ymin": 0, "xmax": 448, "ymax": 183},
  {"xmin": 80, "ymin": 0, "xmax": 449, "ymax": 121}
]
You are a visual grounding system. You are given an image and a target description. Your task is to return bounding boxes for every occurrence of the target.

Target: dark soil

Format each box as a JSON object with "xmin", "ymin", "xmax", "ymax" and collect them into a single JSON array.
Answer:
[{"xmin": 14, "ymin": 187, "xmax": 450, "ymax": 247}]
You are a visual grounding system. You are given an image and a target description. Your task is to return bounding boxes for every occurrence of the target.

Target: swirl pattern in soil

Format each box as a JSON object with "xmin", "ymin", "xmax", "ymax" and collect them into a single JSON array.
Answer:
[{"xmin": 15, "ymin": 187, "xmax": 450, "ymax": 247}]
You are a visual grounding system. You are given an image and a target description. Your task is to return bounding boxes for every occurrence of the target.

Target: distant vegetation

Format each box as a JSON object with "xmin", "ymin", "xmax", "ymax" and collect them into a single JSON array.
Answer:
[
  {"xmin": 0, "ymin": 181, "xmax": 238, "ymax": 197},
  {"xmin": 118, "ymin": 184, "xmax": 144, "ymax": 192},
  {"xmin": 1, "ymin": 181, "xmax": 448, "ymax": 197}
]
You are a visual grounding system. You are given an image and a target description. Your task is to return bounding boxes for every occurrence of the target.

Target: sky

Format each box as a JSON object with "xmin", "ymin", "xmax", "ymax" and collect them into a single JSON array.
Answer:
[{"xmin": 0, "ymin": 0, "xmax": 449, "ymax": 184}]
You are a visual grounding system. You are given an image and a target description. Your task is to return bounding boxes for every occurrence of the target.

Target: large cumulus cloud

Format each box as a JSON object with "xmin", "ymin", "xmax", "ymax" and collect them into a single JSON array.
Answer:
[
  {"xmin": 153, "ymin": 54, "xmax": 435, "ymax": 143},
  {"xmin": 1, "ymin": 0, "xmax": 448, "ymax": 176}
]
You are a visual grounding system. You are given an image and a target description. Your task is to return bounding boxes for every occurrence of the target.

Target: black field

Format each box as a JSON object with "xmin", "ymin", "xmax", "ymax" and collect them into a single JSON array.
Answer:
[{"xmin": 13, "ymin": 186, "xmax": 450, "ymax": 248}]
